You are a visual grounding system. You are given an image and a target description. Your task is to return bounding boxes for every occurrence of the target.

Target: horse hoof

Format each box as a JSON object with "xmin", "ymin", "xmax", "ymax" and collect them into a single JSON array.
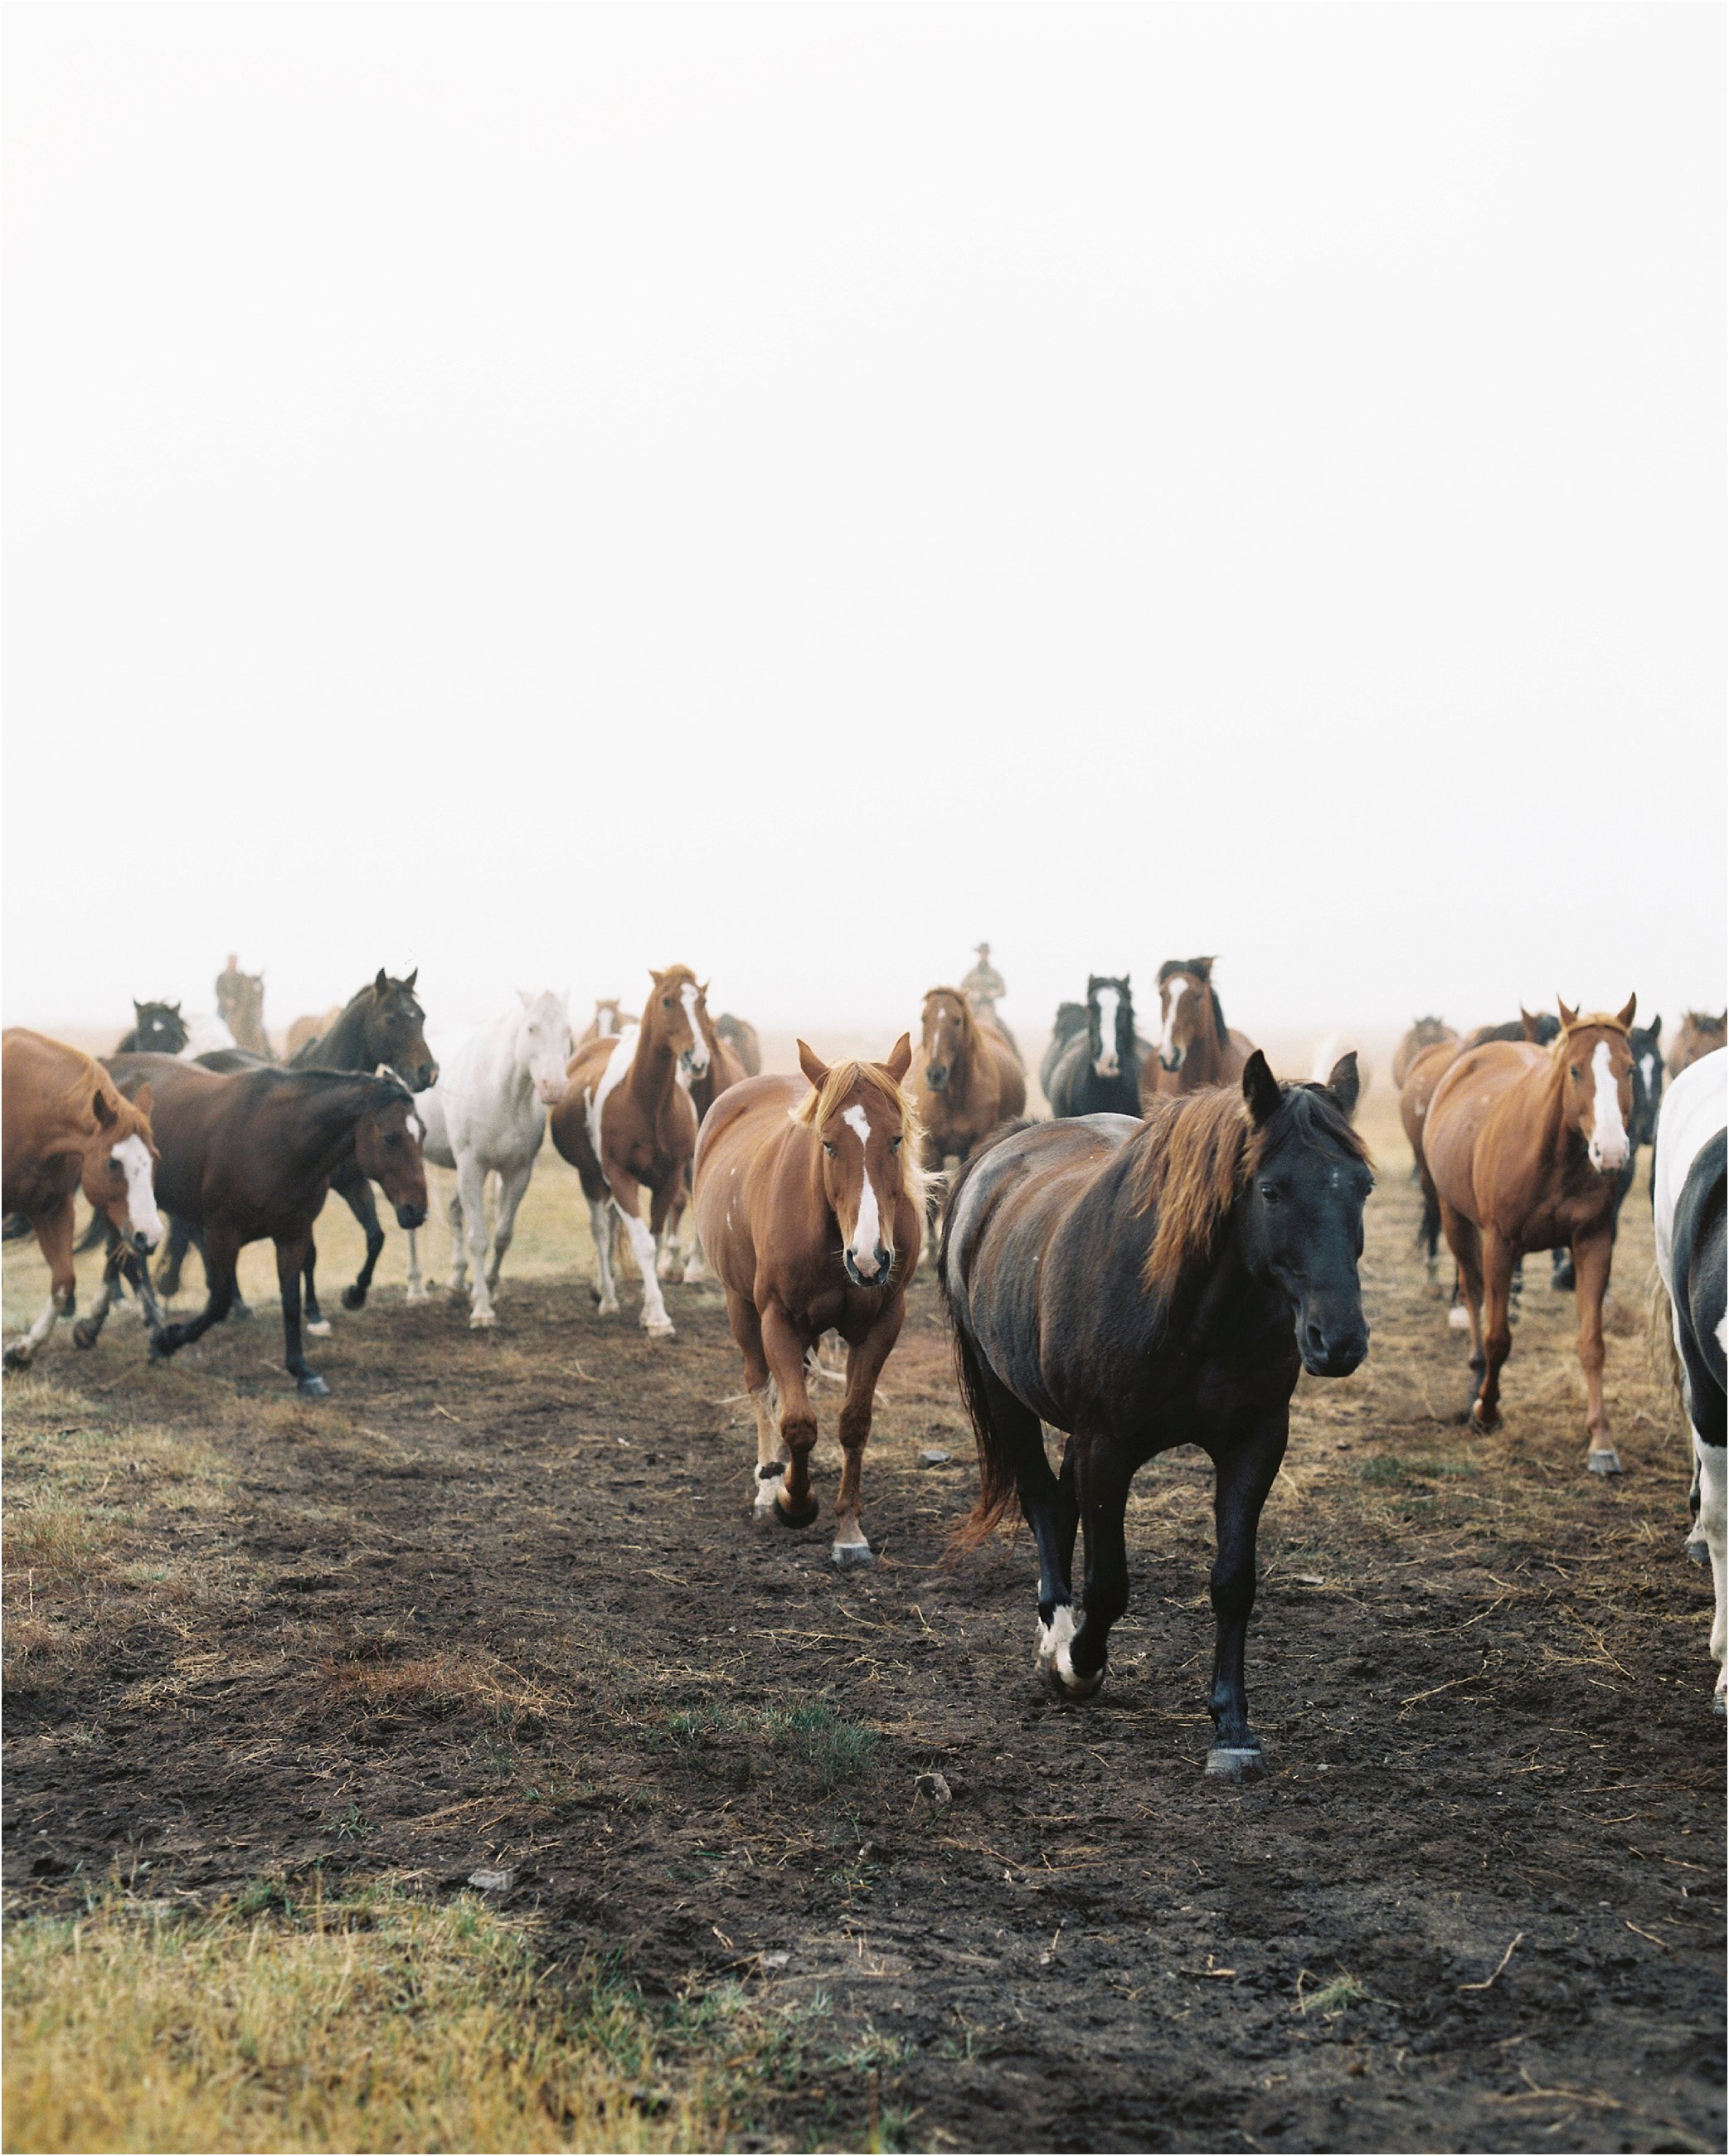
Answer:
[
  {"xmin": 1047, "ymin": 1660, "xmax": 1103, "ymax": 1702},
  {"xmin": 774, "ymin": 1492, "xmax": 820, "ymax": 1531},
  {"xmin": 71, "ymin": 1323, "xmax": 97, "ymax": 1351},
  {"xmin": 1206, "ymin": 1744, "xmax": 1266, "ymax": 1784},
  {"xmin": 304, "ymin": 1319, "xmax": 333, "ymax": 1338},
  {"xmin": 1688, "ymin": 1537, "xmax": 1710, "ymax": 1566},
  {"xmin": 1469, "ymin": 1401, "xmax": 1501, "ymax": 1435},
  {"xmin": 1715, "ymin": 1691, "xmax": 1726, "ymax": 1721},
  {"xmin": 642, "ymin": 1318, "xmax": 676, "ymax": 1338},
  {"xmin": 1586, "ymin": 1447, "xmax": 1623, "ymax": 1476},
  {"xmin": 404, "ymin": 1284, "xmax": 428, "ymax": 1304},
  {"xmin": 341, "ymin": 1286, "xmax": 367, "ymax": 1312},
  {"xmin": 830, "ymin": 1541, "xmax": 874, "ymax": 1571},
  {"xmin": 2, "ymin": 1346, "xmax": 29, "ymax": 1372},
  {"xmin": 297, "ymin": 1373, "xmax": 330, "ymax": 1399},
  {"xmin": 469, "ymin": 1309, "xmax": 496, "ymax": 1330},
  {"xmin": 148, "ymin": 1333, "xmax": 172, "ymax": 1362}
]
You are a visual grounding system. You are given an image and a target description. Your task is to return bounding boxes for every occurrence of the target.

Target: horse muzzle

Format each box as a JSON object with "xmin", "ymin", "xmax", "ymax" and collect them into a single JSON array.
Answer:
[
  {"xmin": 1299, "ymin": 1314, "xmax": 1369, "ymax": 1378},
  {"xmin": 1588, "ymin": 1136, "xmax": 1629, "ymax": 1174},
  {"xmin": 1158, "ymin": 1046, "xmax": 1183, "ymax": 1072},
  {"xmin": 925, "ymin": 1064, "xmax": 949, "ymax": 1092},
  {"xmin": 415, "ymin": 1062, "xmax": 439, "ymax": 1090},
  {"xmin": 1095, "ymin": 1052, "xmax": 1119, "ymax": 1079},
  {"xmin": 843, "ymin": 1246, "xmax": 895, "ymax": 1289},
  {"xmin": 534, "ymin": 1075, "xmax": 567, "ymax": 1105},
  {"xmin": 395, "ymin": 1201, "xmax": 429, "ymax": 1231}
]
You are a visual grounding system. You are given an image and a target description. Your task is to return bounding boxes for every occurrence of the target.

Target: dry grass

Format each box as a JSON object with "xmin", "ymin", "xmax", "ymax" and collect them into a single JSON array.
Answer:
[{"xmin": 1, "ymin": 1879, "xmax": 799, "ymax": 2154}]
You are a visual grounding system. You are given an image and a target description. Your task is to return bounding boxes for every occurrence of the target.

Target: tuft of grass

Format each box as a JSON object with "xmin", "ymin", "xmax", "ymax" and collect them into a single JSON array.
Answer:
[
  {"xmin": 1296, "ymin": 1967, "xmax": 1372, "ymax": 2018},
  {"xmin": 2, "ymin": 1879, "xmax": 793, "ymax": 2154},
  {"xmin": 658, "ymin": 1697, "xmax": 880, "ymax": 1793}
]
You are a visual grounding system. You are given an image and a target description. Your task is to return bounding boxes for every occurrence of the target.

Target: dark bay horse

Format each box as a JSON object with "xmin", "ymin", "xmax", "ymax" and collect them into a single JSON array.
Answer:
[
  {"xmin": 913, "ymin": 987, "xmax": 1027, "ymax": 1205},
  {"xmin": 1141, "ymin": 957, "xmax": 1256, "ymax": 1105},
  {"xmin": 1424, "ymin": 1000, "xmax": 1637, "ymax": 1471},
  {"xmin": 694, "ymin": 1037, "xmax": 925, "ymax": 1566},
  {"xmin": 1392, "ymin": 1017, "xmax": 1457, "ymax": 1090},
  {"xmin": 97, "ymin": 1056, "xmax": 428, "ymax": 1396},
  {"xmin": 550, "ymin": 965, "xmax": 706, "ymax": 1333},
  {"xmin": 117, "ymin": 1001, "xmax": 192, "ymax": 1056},
  {"xmin": 1045, "ymin": 974, "xmax": 1149, "ymax": 1119},
  {"xmin": 2, "ymin": 1032, "xmax": 163, "ymax": 1370},
  {"xmin": 1037, "ymin": 1003, "xmax": 1090, "ymax": 1101},
  {"xmin": 943, "ymin": 1051, "xmax": 1370, "ymax": 1780}
]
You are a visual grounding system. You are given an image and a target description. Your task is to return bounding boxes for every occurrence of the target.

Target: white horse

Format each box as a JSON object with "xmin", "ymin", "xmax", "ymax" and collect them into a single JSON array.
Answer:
[
  {"xmin": 178, "ymin": 1013, "xmax": 236, "ymax": 1057},
  {"xmin": 405, "ymin": 990, "xmax": 573, "ymax": 1328}
]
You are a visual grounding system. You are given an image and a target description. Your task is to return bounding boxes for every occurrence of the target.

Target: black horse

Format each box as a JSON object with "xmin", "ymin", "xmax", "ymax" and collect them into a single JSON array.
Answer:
[
  {"xmin": 1551, "ymin": 1013, "xmax": 1664, "ymax": 1290},
  {"xmin": 1044, "ymin": 975, "xmax": 1149, "ymax": 1119},
  {"xmin": 156, "ymin": 970, "xmax": 436, "ymax": 1328},
  {"xmin": 1037, "ymin": 1003, "xmax": 1089, "ymax": 1100},
  {"xmin": 942, "ymin": 1051, "xmax": 1371, "ymax": 1780},
  {"xmin": 116, "ymin": 1000, "xmax": 192, "ymax": 1055}
]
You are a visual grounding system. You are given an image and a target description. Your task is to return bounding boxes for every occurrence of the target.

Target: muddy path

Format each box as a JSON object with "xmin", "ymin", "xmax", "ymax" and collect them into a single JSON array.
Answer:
[{"xmin": 3, "ymin": 1124, "xmax": 1723, "ymax": 2153}]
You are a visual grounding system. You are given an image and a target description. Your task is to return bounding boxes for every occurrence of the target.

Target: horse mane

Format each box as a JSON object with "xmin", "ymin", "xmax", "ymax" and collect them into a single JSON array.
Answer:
[
  {"xmin": 924, "ymin": 985, "xmax": 981, "ymax": 1056},
  {"xmin": 273, "ymin": 1065, "xmax": 412, "ymax": 1104},
  {"xmin": 1133, "ymin": 1080, "xmax": 1368, "ymax": 1304},
  {"xmin": 793, "ymin": 1060, "xmax": 930, "ymax": 1221},
  {"xmin": 1156, "ymin": 958, "xmax": 1227, "ymax": 1041}
]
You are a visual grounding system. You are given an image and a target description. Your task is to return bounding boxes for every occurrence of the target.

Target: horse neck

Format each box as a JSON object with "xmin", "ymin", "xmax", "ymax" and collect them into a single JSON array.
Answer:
[
  {"xmin": 1187, "ymin": 991, "xmax": 1225, "ymax": 1080},
  {"xmin": 284, "ymin": 1075, "xmax": 376, "ymax": 1177},
  {"xmin": 626, "ymin": 1017, "xmax": 679, "ymax": 1108},
  {"xmin": 314, "ymin": 998, "xmax": 372, "ymax": 1071}
]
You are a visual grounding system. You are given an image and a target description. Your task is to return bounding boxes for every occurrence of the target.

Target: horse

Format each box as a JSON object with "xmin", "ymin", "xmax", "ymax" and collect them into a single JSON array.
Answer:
[
  {"xmin": 577, "ymin": 998, "xmax": 638, "ymax": 1051},
  {"xmin": 942, "ymin": 1051, "xmax": 1370, "ymax": 1781},
  {"xmin": 1653, "ymin": 1050, "xmax": 1727, "ymax": 1712},
  {"xmin": 1464, "ymin": 1011, "xmax": 1561, "ymax": 1051},
  {"xmin": 1550, "ymin": 1013, "xmax": 1665, "ymax": 1289},
  {"xmin": 99, "ymin": 1056, "xmax": 428, "ymax": 1395},
  {"xmin": 1045, "ymin": 975, "xmax": 1149, "ymax": 1119},
  {"xmin": 1423, "ymin": 999, "xmax": 1637, "ymax": 1472},
  {"xmin": 1670, "ymin": 1011, "xmax": 1727, "ymax": 1077},
  {"xmin": 1038, "ymin": 1003, "xmax": 1090, "ymax": 1102},
  {"xmin": 2, "ymin": 1032, "xmax": 163, "ymax": 1371},
  {"xmin": 1399, "ymin": 1038, "xmax": 1465, "ymax": 1280},
  {"xmin": 116, "ymin": 1001, "xmax": 192, "ymax": 1056},
  {"xmin": 712, "ymin": 1012, "xmax": 761, "ymax": 1077},
  {"xmin": 1392, "ymin": 1017, "xmax": 1457, "ymax": 1089},
  {"xmin": 913, "ymin": 987, "xmax": 1027, "ymax": 1206},
  {"xmin": 404, "ymin": 990, "xmax": 574, "ymax": 1327},
  {"xmin": 693, "ymin": 1036, "xmax": 924, "ymax": 1567},
  {"xmin": 285, "ymin": 1006, "xmax": 342, "ymax": 1058},
  {"xmin": 550, "ymin": 968, "xmax": 706, "ymax": 1333},
  {"xmin": 1141, "ymin": 957, "xmax": 1256, "ymax": 1105}
]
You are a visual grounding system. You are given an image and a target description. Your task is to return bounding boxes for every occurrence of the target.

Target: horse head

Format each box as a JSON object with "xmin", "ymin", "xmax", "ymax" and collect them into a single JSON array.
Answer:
[
  {"xmin": 515, "ymin": 988, "xmax": 576, "ymax": 1104},
  {"xmin": 796, "ymin": 1036, "xmax": 919, "ymax": 1288},
  {"xmin": 131, "ymin": 1000, "xmax": 189, "ymax": 1056},
  {"xmin": 1156, "ymin": 959, "xmax": 1217, "ymax": 1073},
  {"xmin": 920, "ymin": 988, "xmax": 972, "ymax": 1093},
  {"xmin": 362, "ymin": 970, "xmax": 438, "ymax": 1092},
  {"xmin": 646, "ymin": 966, "xmax": 707, "ymax": 1080},
  {"xmin": 1629, "ymin": 1016, "xmax": 1664, "ymax": 1146},
  {"xmin": 352, "ymin": 1080, "xmax": 430, "ymax": 1230},
  {"xmin": 1086, "ymin": 975, "xmax": 1134, "ymax": 1080},
  {"xmin": 1555, "ymin": 998, "xmax": 1637, "ymax": 1175},
  {"xmin": 82, "ymin": 1080, "xmax": 163, "ymax": 1254}
]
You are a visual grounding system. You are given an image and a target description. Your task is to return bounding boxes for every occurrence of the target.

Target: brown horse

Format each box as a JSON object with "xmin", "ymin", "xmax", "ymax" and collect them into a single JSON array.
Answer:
[
  {"xmin": 97, "ymin": 1056, "xmax": 428, "ymax": 1395},
  {"xmin": 1392, "ymin": 1017, "xmax": 1457, "ymax": 1089},
  {"xmin": 577, "ymin": 998, "xmax": 638, "ymax": 1051},
  {"xmin": 1398, "ymin": 1037, "xmax": 1464, "ymax": 1280},
  {"xmin": 2, "ymin": 1032, "xmax": 163, "ymax": 1370},
  {"xmin": 550, "ymin": 966, "xmax": 706, "ymax": 1333},
  {"xmin": 1141, "ymin": 957, "xmax": 1256, "ymax": 1104},
  {"xmin": 913, "ymin": 988, "xmax": 1026, "ymax": 1202},
  {"xmin": 693, "ymin": 1037, "xmax": 925, "ymax": 1566},
  {"xmin": 285, "ymin": 1006, "xmax": 342, "ymax": 1058},
  {"xmin": 1671, "ymin": 1011, "xmax": 1727, "ymax": 1077},
  {"xmin": 1424, "ymin": 999, "xmax": 1638, "ymax": 1472}
]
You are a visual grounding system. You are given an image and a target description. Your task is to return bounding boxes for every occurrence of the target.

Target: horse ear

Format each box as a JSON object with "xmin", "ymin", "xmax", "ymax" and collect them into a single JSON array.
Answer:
[
  {"xmin": 404, "ymin": 969, "xmax": 417, "ymax": 992},
  {"xmin": 1557, "ymin": 998, "xmax": 1579, "ymax": 1030},
  {"xmin": 797, "ymin": 1040, "xmax": 830, "ymax": 1090},
  {"xmin": 133, "ymin": 1081, "xmax": 154, "ymax": 1117},
  {"xmin": 1649, "ymin": 1014, "xmax": 1662, "ymax": 1040},
  {"xmin": 1326, "ymin": 1051, "xmax": 1360, "ymax": 1118},
  {"xmin": 881, "ymin": 1033, "xmax": 913, "ymax": 1085},
  {"xmin": 1519, "ymin": 1007, "xmax": 1541, "ymax": 1042},
  {"xmin": 171, "ymin": 1003, "xmax": 182, "ymax": 1017},
  {"xmin": 92, "ymin": 1088, "xmax": 118, "ymax": 1128},
  {"xmin": 1615, "ymin": 993, "xmax": 1637, "ymax": 1029},
  {"xmin": 374, "ymin": 969, "xmax": 389, "ymax": 997},
  {"xmin": 1197, "ymin": 957, "xmax": 1216, "ymax": 978},
  {"xmin": 134, "ymin": 1000, "xmax": 145, "ymax": 1016},
  {"xmin": 1241, "ymin": 1049, "xmax": 1281, "ymax": 1127}
]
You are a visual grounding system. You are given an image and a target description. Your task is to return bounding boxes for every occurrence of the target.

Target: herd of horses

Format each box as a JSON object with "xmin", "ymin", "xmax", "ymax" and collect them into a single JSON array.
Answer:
[{"xmin": 2, "ymin": 959, "xmax": 1724, "ymax": 1769}]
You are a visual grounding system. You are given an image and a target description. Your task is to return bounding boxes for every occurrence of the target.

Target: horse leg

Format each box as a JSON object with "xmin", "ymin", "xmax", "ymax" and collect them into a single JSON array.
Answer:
[
  {"xmin": 485, "ymin": 1159, "xmax": 532, "ymax": 1297},
  {"xmin": 609, "ymin": 1173, "xmax": 673, "ymax": 1334},
  {"xmin": 275, "ymin": 1230, "xmax": 328, "ymax": 1396},
  {"xmin": 457, "ymin": 1153, "xmax": 498, "ymax": 1328},
  {"xmin": 1205, "ymin": 1416, "xmax": 1287, "ymax": 1781},
  {"xmin": 340, "ymin": 1174, "xmax": 386, "ymax": 1312},
  {"xmin": 1694, "ymin": 1435, "xmax": 1727, "ymax": 1714},
  {"xmin": 679, "ymin": 1164, "xmax": 708, "ymax": 1284},
  {"xmin": 1417, "ymin": 1168, "xmax": 1443, "ymax": 1288},
  {"xmin": 119, "ymin": 1242, "xmax": 167, "ymax": 1333},
  {"xmin": 1059, "ymin": 1430, "xmax": 1138, "ymax": 1702},
  {"xmin": 726, "ymin": 1290, "xmax": 787, "ymax": 1521},
  {"xmin": 761, "ymin": 1304, "xmax": 819, "ymax": 1528},
  {"xmin": 302, "ymin": 1239, "xmax": 332, "ymax": 1338},
  {"xmin": 155, "ymin": 1214, "xmax": 192, "ymax": 1299},
  {"xmin": 1471, "ymin": 1231, "xmax": 1515, "ymax": 1434},
  {"xmin": 585, "ymin": 1182, "xmax": 620, "ymax": 1315},
  {"xmin": 1571, "ymin": 1229, "xmax": 1620, "ymax": 1474},
  {"xmin": 72, "ymin": 1236, "xmax": 124, "ymax": 1350},
  {"xmin": 830, "ymin": 1314, "xmax": 902, "ymax": 1569},
  {"xmin": 1440, "ymin": 1202, "xmax": 1487, "ymax": 1414},
  {"xmin": 649, "ymin": 1176, "xmax": 684, "ymax": 1284},
  {"xmin": 404, "ymin": 1225, "xmax": 428, "ymax": 1303},
  {"xmin": 4, "ymin": 1201, "xmax": 76, "ymax": 1370},
  {"xmin": 444, "ymin": 1178, "xmax": 469, "ymax": 1297},
  {"xmin": 150, "ymin": 1229, "xmax": 240, "ymax": 1361},
  {"xmin": 977, "ymin": 1383, "xmax": 1077, "ymax": 1680}
]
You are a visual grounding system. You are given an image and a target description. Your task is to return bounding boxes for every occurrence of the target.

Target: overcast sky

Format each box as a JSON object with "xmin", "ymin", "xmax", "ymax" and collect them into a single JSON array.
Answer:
[{"xmin": 5, "ymin": 5, "xmax": 1723, "ymax": 1052}]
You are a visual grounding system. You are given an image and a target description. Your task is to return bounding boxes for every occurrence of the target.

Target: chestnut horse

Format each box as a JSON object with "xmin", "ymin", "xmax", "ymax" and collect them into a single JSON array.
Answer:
[
  {"xmin": 914, "ymin": 987, "xmax": 1026, "ymax": 1198},
  {"xmin": 1671, "ymin": 1011, "xmax": 1727, "ymax": 1078},
  {"xmin": 551, "ymin": 966, "xmax": 707, "ymax": 1333},
  {"xmin": 1392, "ymin": 1017, "xmax": 1457, "ymax": 1089},
  {"xmin": 2, "ymin": 1031, "xmax": 163, "ymax": 1370},
  {"xmin": 1141, "ymin": 957, "xmax": 1256, "ymax": 1104},
  {"xmin": 693, "ymin": 1037, "xmax": 925, "ymax": 1567},
  {"xmin": 1400, "ymin": 1011, "xmax": 1552, "ymax": 1277},
  {"xmin": 1424, "ymin": 999, "xmax": 1637, "ymax": 1472}
]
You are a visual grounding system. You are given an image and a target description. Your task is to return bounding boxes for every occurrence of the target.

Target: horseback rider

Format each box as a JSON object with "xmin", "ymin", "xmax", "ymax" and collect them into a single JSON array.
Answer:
[{"xmin": 961, "ymin": 943, "xmax": 1017, "ymax": 1061}]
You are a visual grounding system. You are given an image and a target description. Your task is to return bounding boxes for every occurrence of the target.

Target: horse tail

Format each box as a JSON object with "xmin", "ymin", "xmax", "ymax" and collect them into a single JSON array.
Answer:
[
  {"xmin": 1416, "ymin": 1174, "xmax": 1441, "ymax": 1264},
  {"xmin": 1645, "ymin": 1265, "xmax": 1688, "ymax": 1440},
  {"xmin": 1, "ymin": 1212, "xmax": 35, "ymax": 1244}
]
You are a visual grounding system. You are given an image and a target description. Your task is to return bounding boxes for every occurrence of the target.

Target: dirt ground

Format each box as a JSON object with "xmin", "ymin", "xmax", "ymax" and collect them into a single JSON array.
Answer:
[{"xmin": 3, "ymin": 1085, "xmax": 1724, "ymax": 2154}]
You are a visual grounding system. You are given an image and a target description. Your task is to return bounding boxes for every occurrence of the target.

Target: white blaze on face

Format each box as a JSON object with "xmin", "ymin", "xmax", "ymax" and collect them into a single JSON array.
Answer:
[
  {"xmin": 1588, "ymin": 1041, "xmax": 1629, "ymax": 1172},
  {"xmin": 1160, "ymin": 978, "xmax": 1190, "ymax": 1065},
  {"xmin": 680, "ymin": 983, "xmax": 709, "ymax": 1072},
  {"xmin": 840, "ymin": 1104, "xmax": 883, "ymax": 1276},
  {"xmin": 405, "ymin": 1111, "xmax": 423, "ymax": 1143},
  {"xmin": 1094, "ymin": 987, "xmax": 1120, "ymax": 1076},
  {"xmin": 111, "ymin": 1133, "xmax": 162, "ymax": 1246},
  {"xmin": 525, "ymin": 993, "xmax": 575, "ymax": 1103}
]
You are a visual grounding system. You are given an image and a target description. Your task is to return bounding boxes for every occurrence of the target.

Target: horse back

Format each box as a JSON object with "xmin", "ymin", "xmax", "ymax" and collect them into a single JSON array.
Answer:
[
  {"xmin": 1425, "ymin": 1042, "xmax": 1555, "ymax": 1228},
  {"xmin": 692, "ymin": 1076, "xmax": 806, "ymax": 1294},
  {"xmin": 1673, "ymin": 1130, "xmax": 1727, "ymax": 1447}
]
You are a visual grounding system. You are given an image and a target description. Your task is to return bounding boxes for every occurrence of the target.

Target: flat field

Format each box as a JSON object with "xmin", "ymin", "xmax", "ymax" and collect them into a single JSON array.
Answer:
[{"xmin": 2, "ymin": 1077, "xmax": 1723, "ymax": 2153}]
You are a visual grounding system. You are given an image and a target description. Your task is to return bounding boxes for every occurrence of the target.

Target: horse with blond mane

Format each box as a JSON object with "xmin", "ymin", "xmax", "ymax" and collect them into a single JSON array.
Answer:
[
  {"xmin": 1424, "ymin": 998, "xmax": 1638, "ymax": 1472},
  {"xmin": 943, "ymin": 1051, "xmax": 1370, "ymax": 1780},
  {"xmin": 693, "ymin": 1037, "xmax": 925, "ymax": 1568},
  {"xmin": 914, "ymin": 987, "xmax": 1025, "ymax": 1201}
]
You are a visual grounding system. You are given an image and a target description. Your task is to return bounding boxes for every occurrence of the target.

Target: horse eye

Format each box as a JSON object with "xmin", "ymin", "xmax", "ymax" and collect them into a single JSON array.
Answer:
[
  {"xmin": 823, "ymin": 1141, "xmax": 837, "ymax": 1156},
  {"xmin": 1259, "ymin": 1184, "xmax": 1280, "ymax": 1204},
  {"xmin": 890, "ymin": 1136, "xmax": 902, "ymax": 1151},
  {"xmin": 1568, "ymin": 1066, "xmax": 1580, "ymax": 1080}
]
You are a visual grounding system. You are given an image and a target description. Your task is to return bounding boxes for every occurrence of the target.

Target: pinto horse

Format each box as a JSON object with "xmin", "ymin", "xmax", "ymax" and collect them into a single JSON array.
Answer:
[
  {"xmin": 551, "ymin": 966, "xmax": 707, "ymax": 1333},
  {"xmin": 2, "ymin": 1032, "xmax": 163, "ymax": 1370},
  {"xmin": 100, "ymin": 1056, "xmax": 428, "ymax": 1395},
  {"xmin": 1046, "ymin": 975, "xmax": 1149, "ymax": 1119},
  {"xmin": 1141, "ymin": 957, "xmax": 1256, "ymax": 1105},
  {"xmin": 694, "ymin": 1037, "xmax": 925, "ymax": 1566},
  {"xmin": 1392, "ymin": 1017, "xmax": 1457, "ymax": 1090},
  {"xmin": 944, "ymin": 1051, "xmax": 1370, "ymax": 1780},
  {"xmin": 1671, "ymin": 1011, "xmax": 1727, "ymax": 1078},
  {"xmin": 914, "ymin": 988, "xmax": 1026, "ymax": 1199},
  {"xmin": 1424, "ymin": 999, "xmax": 1638, "ymax": 1472}
]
